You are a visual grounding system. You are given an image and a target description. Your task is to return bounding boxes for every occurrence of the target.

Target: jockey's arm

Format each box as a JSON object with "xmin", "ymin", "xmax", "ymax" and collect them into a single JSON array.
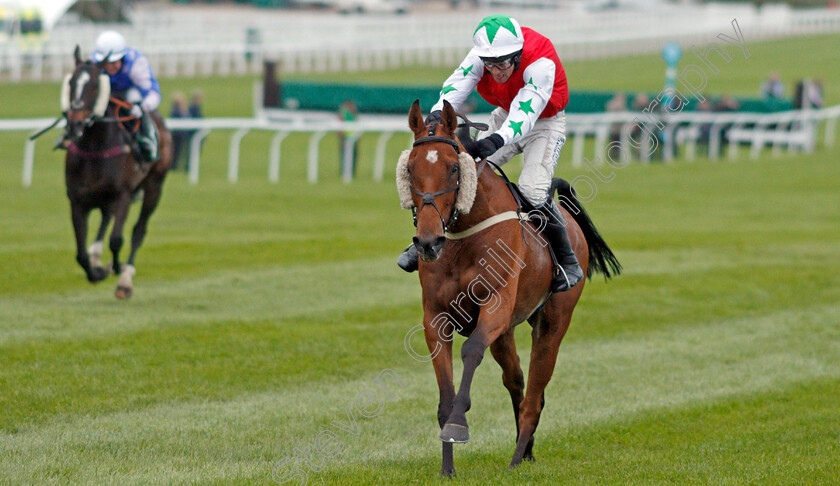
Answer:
[
  {"xmin": 431, "ymin": 50, "xmax": 484, "ymax": 113},
  {"xmin": 128, "ymin": 54, "xmax": 161, "ymax": 113},
  {"xmin": 495, "ymin": 58, "xmax": 555, "ymax": 145}
]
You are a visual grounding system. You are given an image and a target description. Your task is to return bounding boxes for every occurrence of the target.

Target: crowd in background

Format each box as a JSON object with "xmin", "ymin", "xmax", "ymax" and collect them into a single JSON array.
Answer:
[
  {"xmin": 169, "ymin": 90, "xmax": 204, "ymax": 171},
  {"xmin": 603, "ymin": 71, "xmax": 825, "ymax": 161}
]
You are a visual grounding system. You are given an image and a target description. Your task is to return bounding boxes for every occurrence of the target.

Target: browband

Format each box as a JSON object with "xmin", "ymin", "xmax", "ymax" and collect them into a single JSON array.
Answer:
[{"xmin": 413, "ymin": 135, "xmax": 460, "ymax": 153}]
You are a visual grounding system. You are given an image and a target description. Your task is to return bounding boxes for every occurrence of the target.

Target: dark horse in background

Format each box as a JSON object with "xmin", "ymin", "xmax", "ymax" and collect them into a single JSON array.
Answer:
[
  {"xmin": 398, "ymin": 101, "xmax": 620, "ymax": 475},
  {"xmin": 61, "ymin": 46, "xmax": 172, "ymax": 298}
]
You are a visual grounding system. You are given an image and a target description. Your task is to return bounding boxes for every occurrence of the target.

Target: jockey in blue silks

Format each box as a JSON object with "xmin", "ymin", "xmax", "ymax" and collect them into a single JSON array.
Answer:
[{"xmin": 91, "ymin": 30, "xmax": 161, "ymax": 162}]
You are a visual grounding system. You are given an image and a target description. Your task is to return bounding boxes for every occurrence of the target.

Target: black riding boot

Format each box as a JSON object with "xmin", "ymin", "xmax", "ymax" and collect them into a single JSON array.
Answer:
[
  {"xmin": 397, "ymin": 244, "xmax": 419, "ymax": 272},
  {"xmin": 137, "ymin": 110, "xmax": 159, "ymax": 163},
  {"xmin": 535, "ymin": 198, "xmax": 584, "ymax": 292}
]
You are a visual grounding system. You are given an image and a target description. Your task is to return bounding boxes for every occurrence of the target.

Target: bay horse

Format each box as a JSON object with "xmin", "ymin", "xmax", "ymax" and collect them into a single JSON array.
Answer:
[
  {"xmin": 61, "ymin": 46, "xmax": 172, "ymax": 299},
  {"xmin": 397, "ymin": 100, "xmax": 620, "ymax": 475}
]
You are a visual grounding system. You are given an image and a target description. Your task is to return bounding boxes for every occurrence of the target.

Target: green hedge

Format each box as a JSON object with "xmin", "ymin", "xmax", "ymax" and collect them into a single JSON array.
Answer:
[{"xmin": 278, "ymin": 81, "xmax": 793, "ymax": 114}]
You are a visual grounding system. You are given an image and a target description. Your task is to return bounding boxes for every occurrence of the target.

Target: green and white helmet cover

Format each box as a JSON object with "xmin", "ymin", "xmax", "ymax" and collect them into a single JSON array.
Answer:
[{"xmin": 472, "ymin": 15, "xmax": 524, "ymax": 59}]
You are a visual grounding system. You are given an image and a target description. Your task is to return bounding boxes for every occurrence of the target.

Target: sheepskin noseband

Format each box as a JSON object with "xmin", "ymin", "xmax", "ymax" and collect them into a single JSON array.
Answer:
[{"xmin": 396, "ymin": 150, "xmax": 477, "ymax": 214}]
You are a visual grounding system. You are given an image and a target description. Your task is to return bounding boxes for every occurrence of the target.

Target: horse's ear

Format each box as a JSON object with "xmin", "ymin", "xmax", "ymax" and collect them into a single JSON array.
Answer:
[
  {"xmin": 441, "ymin": 100, "xmax": 458, "ymax": 136},
  {"xmin": 96, "ymin": 52, "xmax": 111, "ymax": 70},
  {"xmin": 74, "ymin": 45, "xmax": 82, "ymax": 66},
  {"xmin": 408, "ymin": 99, "xmax": 426, "ymax": 138}
]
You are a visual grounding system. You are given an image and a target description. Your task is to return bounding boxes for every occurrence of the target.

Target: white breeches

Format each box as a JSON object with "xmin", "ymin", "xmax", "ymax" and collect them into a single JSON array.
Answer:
[{"xmin": 482, "ymin": 108, "xmax": 567, "ymax": 207}]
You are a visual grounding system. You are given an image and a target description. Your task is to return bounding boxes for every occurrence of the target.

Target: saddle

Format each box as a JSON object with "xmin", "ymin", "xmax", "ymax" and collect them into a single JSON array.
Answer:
[{"xmin": 480, "ymin": 157, "xmax": 568, "ymax": 276}]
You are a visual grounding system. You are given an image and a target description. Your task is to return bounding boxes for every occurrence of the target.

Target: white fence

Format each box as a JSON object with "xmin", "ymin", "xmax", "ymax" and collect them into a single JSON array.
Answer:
[
  {"xmin": 566, "ymin": 105, "xmax": 840, "ymax": 164},
  {"xmin": 4, "ymin": 104, "xmax": 838, "ymax": 187},
  {"xmin": 2, "ymin": 3, "xmax": 840, "ymax": 81}
]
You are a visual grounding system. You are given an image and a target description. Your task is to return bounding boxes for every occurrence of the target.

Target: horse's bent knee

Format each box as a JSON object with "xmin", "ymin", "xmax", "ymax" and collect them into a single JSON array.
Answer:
[
  {"xmin": 460, "ymin": 341, "xmax": 485, "ymax": 366},
  {"xmin": 437, "ymin": 402, "xmax": 453, "ymax": 428}
]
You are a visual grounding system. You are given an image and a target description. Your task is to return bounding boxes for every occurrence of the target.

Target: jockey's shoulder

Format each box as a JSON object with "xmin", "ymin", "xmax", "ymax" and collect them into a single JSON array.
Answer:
[{"xmin": 124, "ymin": 47, "xmax": 141, "ymax": 61}]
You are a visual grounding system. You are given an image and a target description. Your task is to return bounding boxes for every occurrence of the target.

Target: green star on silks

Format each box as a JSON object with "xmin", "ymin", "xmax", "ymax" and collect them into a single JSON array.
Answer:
[
  {"xmin": 441, "ymin": 84, "xmax": 457, "ymax": 95},
  {"xmin": 508, "ymin": 120, "xmax": 524, "ymax": 137},
  {"xmin": 458, "ymin": 65, "xmax": 473, "ymax": 76},
  {"xmin": 527, "ymin": 77, "xmax": 539, "ymax": 89},
  {"xmin": 475, "ymin": 15, "xmax": 518, "ymax": 43},
  {"xmin": 518, "ymin": 99, "xmax": 535, "ymax": 115}
]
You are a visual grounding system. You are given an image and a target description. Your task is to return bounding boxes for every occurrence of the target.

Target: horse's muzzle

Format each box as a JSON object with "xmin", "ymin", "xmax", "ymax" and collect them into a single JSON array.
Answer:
[
  {"xmin": 66, "ymin": 114, "xmax": 86, "ymax": 141},
  {"xmin": 413, "ymin": 235, "xmax": 446, "ymax": 262}
]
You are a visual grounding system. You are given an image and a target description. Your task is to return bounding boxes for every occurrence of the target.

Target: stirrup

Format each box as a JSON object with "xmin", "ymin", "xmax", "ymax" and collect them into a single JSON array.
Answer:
[
  {"xmin": 535, "ymin": 199, "xmax": 584, "ymax": 292},
  {"xmin": 551, "ymin": 263, "xmax": 581, "ymax": 293}
]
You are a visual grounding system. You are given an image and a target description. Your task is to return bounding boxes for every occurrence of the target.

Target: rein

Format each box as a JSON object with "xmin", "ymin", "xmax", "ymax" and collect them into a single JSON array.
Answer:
[
  {"xmin": 443, "ymin": 157, "xmax": 536, "ymax": 241},
  {"xmin": 97, "ymin": 97, "xmax": 142, "ymax": 133}
]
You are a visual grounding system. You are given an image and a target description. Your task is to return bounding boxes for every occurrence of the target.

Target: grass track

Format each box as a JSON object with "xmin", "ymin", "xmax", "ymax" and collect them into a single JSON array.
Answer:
[{"xmin": 1, "ymin": 32, "xmax": 839, "ymax": 485}]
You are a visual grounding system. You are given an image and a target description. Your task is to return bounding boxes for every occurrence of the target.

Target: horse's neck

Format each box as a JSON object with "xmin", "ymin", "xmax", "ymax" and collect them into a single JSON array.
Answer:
[
  {"xmin": 79, "ymin": 120, "xmax": 119, "ymax": 149},
  {"xmin": 453, "ymin": 169, "xmax": 517, "ymax": 231}
]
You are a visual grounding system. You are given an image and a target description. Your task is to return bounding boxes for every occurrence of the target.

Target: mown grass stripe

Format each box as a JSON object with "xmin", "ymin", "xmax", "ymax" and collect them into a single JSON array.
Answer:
[
  {"xmin": 3, "ymin": 238, "xmax": 838, "ymax": 346},
  {"xmin": 1, "ymin": 304, "xmax": 836, "ymax": 484},
  {"xmin": 0, "ymin": 257, "xmax": 415, "ymax": 345}
]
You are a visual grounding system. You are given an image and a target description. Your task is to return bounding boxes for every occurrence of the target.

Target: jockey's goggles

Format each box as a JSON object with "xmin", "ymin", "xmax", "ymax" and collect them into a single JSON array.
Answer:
[{"xmin": 482, "ymin": 57, "xmax": 515, "ymax": 71}]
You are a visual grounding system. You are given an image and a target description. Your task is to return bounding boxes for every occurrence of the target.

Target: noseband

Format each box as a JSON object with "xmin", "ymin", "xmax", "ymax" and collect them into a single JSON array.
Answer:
[{"xmin": 410, "ymin": 125, "xmax": 463, "ymax": 232}]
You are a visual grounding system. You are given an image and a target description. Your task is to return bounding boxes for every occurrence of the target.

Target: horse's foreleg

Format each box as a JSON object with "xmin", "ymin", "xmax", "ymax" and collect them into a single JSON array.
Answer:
[
  {"xmin": 71, "ymin": 203, "xmax": 107, "ymax": 283},
  {"xmin": 440, "ymin": 318, "xmax": 508, "ymax": 445},
  {"xmin": 425, "ymin": 327, "xmax": 456, "ymax": 476},
  {"xmin": 509, "ymin": 309, "xmax": 572, "ymax": 468},
  {"xmin": 88, "ymin": 207, "xmax": 112, "ymax": 272},
  {"xmin": 109, "ymin": 193, "xmax": 133, "ymax": 299},
  {"xmin": 490, "ymin": 329, "xmax": 526, "ymax": 454}
]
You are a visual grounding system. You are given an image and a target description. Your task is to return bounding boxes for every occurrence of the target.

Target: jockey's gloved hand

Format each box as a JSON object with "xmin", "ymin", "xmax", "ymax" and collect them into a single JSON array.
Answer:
[
  {"xmin": 424, "ymin": 110, "xmax": 442, "ymax": 126},
  {"xmin": 463, "ymin": 133, "xmax": 504, "ymax": 161},
  {"xmin": 130, "ymin": 104, "xmax": 143, "ymax": 119}
]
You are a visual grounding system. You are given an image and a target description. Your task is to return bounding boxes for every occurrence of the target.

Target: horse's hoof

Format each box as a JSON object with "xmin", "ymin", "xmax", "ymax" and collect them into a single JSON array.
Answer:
[
  {"xmin": 439, "ymin": 423, "xmax": 469, "ymax": 443},
  {"xmin": 88, "ymin": 266, "xmax": 109, "ymax": 283},
  {"xmin": 115, "ymin": 286, "xmax": 133, "ymax": 299}
]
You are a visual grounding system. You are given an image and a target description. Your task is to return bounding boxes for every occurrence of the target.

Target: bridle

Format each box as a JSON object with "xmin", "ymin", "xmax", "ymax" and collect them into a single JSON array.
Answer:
[
  {"xmin": 68, "ymin": 65, "xmax": 140, "ymax": 133},
  {"xmin": 409, "ymin": 125, "xmax": 464, "ymax": 233},
  {"xmin": 409, "ymin": 114, "xmax": 491, "ymax": 232}
]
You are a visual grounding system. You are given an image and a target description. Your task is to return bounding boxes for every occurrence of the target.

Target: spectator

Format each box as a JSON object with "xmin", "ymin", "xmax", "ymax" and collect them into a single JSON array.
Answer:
[
  {"xmin": 630, "ymin": 92, "xmax": 657, "ymax": 160},
  {"xmin": 337, "ymin": 99, "xmax": 359, "ymax": 178},
  {"xmin": 695, "ymin": 98, "xmax": 713, "ymax": 146},
  {"xmin": 760, "ymin": 72, "xmax": 785, "ymax": 100},
  {"xmin": 715, "ymin": 95, "xmax": 741, "ymax": 145},
  {"xmin": 795, "ymin": 78, "xmax": 824, "ymax": 110},
  {"xmin": 169, "ymin": 92, "xmax": 189, "ymax": 171},
  {"xmin": 809, "ymin": 78, "xmax": 825, "ymax": 109},
  {"xmin": 605, "ymin": 92, "xmax": 627, "ymax": 146},
  {"xmin": 715, "ymin": 95, "xmax": 740, "ymax": 112},
  {"xmin": 189, "ymin": 90, "xmax": 204, "ymax": 119},
  {"xmin": 185, "ymin": 90, "xmax": 204, "ymax": 169}
]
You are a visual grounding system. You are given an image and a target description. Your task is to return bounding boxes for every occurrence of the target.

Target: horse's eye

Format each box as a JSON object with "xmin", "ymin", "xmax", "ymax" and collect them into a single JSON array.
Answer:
[{"xmin": 450, "ymin": 165, "xmax": 459, "ymax": 175}]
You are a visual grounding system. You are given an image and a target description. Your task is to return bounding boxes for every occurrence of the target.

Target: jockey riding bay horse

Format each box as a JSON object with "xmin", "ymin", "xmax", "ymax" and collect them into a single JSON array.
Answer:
[
  {"xmin": 397, "ymin": 101, "xmax": 621, "ymax": 475},
  {"xmin": 60, "ymin": 46, "xmax": 171, "ymax": 298}
]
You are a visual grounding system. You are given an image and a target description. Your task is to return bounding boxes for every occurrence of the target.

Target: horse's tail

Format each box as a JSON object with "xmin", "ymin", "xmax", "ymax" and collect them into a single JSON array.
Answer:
[{"xmin": 550, "ymin": 178, "xmax": 622, "ymax": 280}]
